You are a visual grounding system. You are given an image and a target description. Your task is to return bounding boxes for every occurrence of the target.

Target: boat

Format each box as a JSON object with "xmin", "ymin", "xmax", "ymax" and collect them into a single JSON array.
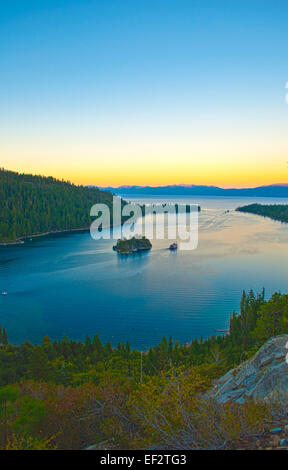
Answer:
[
  {"xmin": 1, "ymin": 291, "xmax": 7, "ymax": 296},
  {"xmin": 169, "ymin": 242, "xmax": 178, "ymax": 250}
]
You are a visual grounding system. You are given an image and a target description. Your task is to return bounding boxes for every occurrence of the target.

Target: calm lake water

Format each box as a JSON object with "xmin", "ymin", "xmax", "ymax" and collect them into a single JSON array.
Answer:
[{"xmin": 1, "ymin": 196, "xmax": 288, "ymax": 349}]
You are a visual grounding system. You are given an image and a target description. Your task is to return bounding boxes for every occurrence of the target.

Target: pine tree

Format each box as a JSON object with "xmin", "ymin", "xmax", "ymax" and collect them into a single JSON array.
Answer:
[
  {"xmin": 2, "ymin": 329, "xmax": 8, "ymax": 345},
  {"xmin": 125, "ymin": 340, "xmax": 131, "ymax": 355},
  {"xmin": 92, "ymin": 334, "xmax": 103, "ymax": 357}
]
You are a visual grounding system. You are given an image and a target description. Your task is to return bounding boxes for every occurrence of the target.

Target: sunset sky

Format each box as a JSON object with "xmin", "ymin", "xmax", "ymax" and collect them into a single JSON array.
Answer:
[{"xmin": 1, "ymin": 0, "xmax": 288, "ymax": 188}]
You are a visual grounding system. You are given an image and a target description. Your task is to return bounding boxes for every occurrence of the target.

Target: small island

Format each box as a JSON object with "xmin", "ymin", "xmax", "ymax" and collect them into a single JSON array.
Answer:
[{"xmin": 113, "ymin": 236, "xmax": 152, "ymax": 254}]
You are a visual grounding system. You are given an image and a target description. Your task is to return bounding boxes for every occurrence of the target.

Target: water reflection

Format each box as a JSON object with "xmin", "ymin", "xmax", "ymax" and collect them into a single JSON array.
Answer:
[{"xmin": 0, "ymin": 196, "xmax": 288, "ymax": 348}]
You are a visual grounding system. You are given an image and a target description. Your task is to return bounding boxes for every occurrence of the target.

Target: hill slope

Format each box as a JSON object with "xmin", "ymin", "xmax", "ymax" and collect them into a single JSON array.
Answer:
[
  {"xmin": 0, "ymin": 169, "xmax": 114, "ymax": 243},
  {"xmin": 0, "ymin": 288, "xmax": 287, "ymax": 449}
]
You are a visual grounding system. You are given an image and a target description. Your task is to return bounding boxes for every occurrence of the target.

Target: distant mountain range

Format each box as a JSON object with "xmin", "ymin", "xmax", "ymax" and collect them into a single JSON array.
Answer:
[{"xmin": 99, "ymin": 184, "xmax": 288, "ymax": 198}]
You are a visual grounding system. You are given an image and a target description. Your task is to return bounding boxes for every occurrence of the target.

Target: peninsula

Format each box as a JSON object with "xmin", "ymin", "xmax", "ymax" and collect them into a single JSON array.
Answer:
[{"xmin": 236, "ymin": 203, "xmax": 288, "ymax": 223}]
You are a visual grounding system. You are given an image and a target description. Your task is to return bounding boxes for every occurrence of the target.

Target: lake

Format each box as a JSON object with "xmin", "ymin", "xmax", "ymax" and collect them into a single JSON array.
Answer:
[{"xmin": 1, "ymin": 196, "xmax": 288, "ymax": 349}]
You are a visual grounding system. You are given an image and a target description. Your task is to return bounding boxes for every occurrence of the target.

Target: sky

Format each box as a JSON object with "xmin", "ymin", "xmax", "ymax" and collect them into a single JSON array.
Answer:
[{"xmin": 1, "ymin": 0, "xmax": 288, "ymax": 188}]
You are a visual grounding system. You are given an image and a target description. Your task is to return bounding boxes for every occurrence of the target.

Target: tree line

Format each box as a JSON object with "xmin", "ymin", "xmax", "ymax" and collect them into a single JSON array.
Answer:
[
  {"xmin": 0, "ymin": 288, "xmax": 287, "ymax": 449},
  {"xmin": 0, "ymin": 168, "xmax": 114, "ymax": 242},
  {"xmin": 236, "ymin": 203, "xmax": 288, "ymax": 223}
]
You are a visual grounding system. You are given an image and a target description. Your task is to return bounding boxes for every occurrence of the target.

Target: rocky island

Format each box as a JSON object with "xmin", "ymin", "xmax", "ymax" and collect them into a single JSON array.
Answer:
[{"xmin": 113, "ymin": 236, "xmax": 152, "ymax": 254}]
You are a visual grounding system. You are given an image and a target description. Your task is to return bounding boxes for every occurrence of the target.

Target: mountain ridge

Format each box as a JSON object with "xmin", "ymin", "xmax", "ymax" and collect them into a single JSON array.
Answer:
[{"xmin": 99, "ymin": 184, "xmax": 288, "ymax": 197}]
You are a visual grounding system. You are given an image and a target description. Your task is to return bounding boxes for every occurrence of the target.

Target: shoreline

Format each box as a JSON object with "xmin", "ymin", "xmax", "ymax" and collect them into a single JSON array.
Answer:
[
  {"xmin": 0, "ymin": 220, "xmax": 126, "ymax": 247},
  {"xmin": 0, "ymin": 203, "xmax": 199, "ymax": 247},
  {"xmin": 0, "ymin": 226, "xmax": 91, "ymax": 247}
]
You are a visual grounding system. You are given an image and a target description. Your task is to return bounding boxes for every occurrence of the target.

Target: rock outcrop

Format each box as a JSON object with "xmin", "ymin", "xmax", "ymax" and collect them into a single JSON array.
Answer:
[{"xmin": 213, "ymin": 335, "xmax": 288, "ymax": 405}]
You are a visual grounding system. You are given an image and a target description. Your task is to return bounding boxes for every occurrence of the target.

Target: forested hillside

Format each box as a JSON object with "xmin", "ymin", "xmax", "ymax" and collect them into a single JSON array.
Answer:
[
  {"xmin": 0, "ymin": 169, "xmax": 114, "ymax": 242},
  {"xmin": 0, "ymin": 288, "xmax": 287, "ymax": 449},
  {"xmin": 236, "ymin": 203, "xmax": 288, "ymax": 223}
]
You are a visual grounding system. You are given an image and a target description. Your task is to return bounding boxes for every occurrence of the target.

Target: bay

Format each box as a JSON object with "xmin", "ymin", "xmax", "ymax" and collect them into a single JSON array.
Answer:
[{"xmin": 1, "ymin": 196, "xmax": 288, "ymax": 349}]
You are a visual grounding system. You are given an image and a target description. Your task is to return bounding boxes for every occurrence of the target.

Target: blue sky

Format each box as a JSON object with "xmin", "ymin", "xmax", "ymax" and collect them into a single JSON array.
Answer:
[{"xmin": 1, "ymin": 1, "xmax": 288, "ymax": 186}]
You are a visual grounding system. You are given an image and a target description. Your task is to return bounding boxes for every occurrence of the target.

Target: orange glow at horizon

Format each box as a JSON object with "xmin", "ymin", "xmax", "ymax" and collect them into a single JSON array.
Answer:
[
  {"xmin": 2, "ymin": 106, "xmax": 288, "ymax": 189},
  {"xmin": 3, "ymin": 160, "xmax": 288, "ymax": 189},
  {"xmin": 2, "ymin": 128, "xmax": 288, "ymax": 189}
]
